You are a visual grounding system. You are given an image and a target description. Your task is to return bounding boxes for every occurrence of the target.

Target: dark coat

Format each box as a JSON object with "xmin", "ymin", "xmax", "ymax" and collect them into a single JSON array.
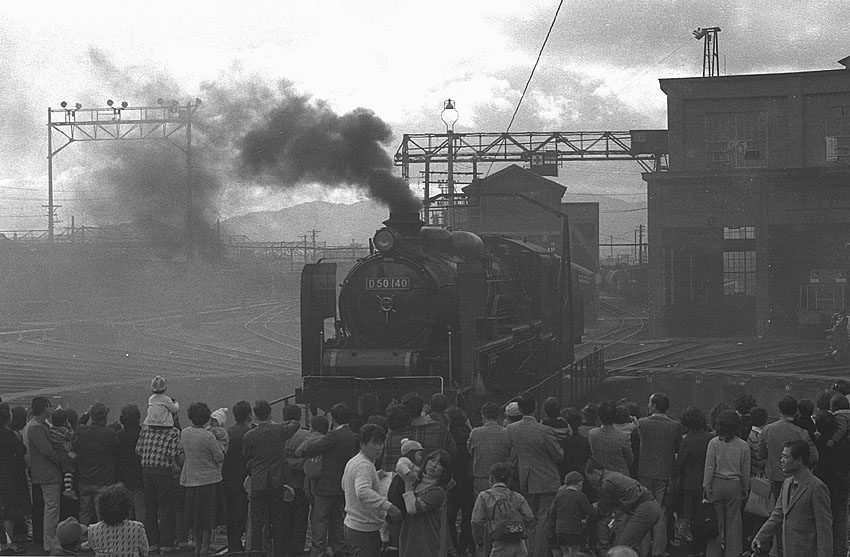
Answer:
[
  {"xmin": 297, "ymin": 424, "xmax": 357, "ymax": 497},
  {"xmin": 242, "ymin": 421, "xmax": 299, "ymax": 491}
]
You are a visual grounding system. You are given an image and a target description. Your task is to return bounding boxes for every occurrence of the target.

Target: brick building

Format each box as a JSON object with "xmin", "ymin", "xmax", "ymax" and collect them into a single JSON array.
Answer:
[{"xmin": 644, "ymin": 60, "xmax": 850, "ymax": 337}]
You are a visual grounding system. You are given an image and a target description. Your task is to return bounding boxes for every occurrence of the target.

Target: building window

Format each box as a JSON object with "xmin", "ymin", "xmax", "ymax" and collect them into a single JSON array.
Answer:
[
  {"xmin": 705, "ymin": 111, "xmax": 768, "ymax": 169},
  {"xmin": 826, "ymin": 107, "xmax": 850, "ymax": 162},
  {"xmin": 723, "ymin": 251, "xmax": 756, "ymax": 295},
  {"xmin": 723, "ymin": 226, "xmax": 755, "ymax": 240}
]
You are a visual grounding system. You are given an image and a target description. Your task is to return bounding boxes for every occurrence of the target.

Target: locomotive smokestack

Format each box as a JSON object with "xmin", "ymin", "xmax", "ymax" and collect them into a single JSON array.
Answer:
[{"xmin": 383, "ymin": 211, "xmax": 424, "ymax": 240}]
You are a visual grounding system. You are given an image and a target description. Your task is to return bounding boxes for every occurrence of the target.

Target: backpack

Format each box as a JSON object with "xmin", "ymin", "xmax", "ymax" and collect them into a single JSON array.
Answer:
[
  {"xmin": 304, "ymin": 454, "xmax": 323, "ymax": 480},
  {"xmin": 484, "ymin": 489, "xmax": 527, "ymax": 542},
  {"xmin": 692, "ymin": 500, "xmax": 719, "ymax": 544}
]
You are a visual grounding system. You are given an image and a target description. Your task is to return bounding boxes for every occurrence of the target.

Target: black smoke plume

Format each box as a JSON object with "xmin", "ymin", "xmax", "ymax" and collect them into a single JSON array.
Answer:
[{"xmin": 239, "ymin": 96, "xmax": 420, "ymax": 214}]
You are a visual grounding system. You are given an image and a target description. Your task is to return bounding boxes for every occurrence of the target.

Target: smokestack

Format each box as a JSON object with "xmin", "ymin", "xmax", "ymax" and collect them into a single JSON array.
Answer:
[{"xmin": 383, "ymin": 211, "xmax": 424, "ymax": 240}]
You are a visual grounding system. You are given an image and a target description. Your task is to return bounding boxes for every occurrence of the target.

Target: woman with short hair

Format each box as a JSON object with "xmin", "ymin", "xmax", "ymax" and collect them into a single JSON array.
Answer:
[
  {"xmin": 87, "ymin": 483, "xmax": 149, "ymax": 557},
  {"xmin": 179, "ymin": 402, "xmax": 224, "ymax": 556}
]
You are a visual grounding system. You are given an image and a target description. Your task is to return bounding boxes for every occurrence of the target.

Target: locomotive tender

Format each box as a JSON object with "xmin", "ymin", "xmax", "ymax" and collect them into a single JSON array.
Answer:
[{"xmin": 298, "ymin": 211, "xmax": 584, "ymax": 412}]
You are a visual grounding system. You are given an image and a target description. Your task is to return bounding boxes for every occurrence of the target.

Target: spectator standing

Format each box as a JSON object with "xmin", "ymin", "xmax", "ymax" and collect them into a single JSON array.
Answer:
[
  {"xmin": 445, "ymin": 406, "xmax": 475, "ymax": 556},
  {"xmin": 578, "ymin": 404, "xmax": 599, "ymax": 438},
  {"xmin": 506, "ymin": 393, "xmax": 563, "ymax": 556},
  {"xmin": 0, "ymin": 403, "xmax": 28, "ymax": 556},
  {"xmin": 471, "ymin": 462, "xmax": 535, "ymax": 557},
  {"xmin": 584, "ymin": 459, "xmax": 660, "ymax": 557},
  {"xmin": 341, "ymin": 424, "xmax": 402, "ymax": 556},
  {"xmin": 241, "ymin": 400, "xmax": 299, "ymax": 557},
  {"xmin": 632, "ymin": 392, "xmax": 682, "ymax": 557},
  {"xmin": 703, "ymin": 410, "xmax": 750, "ymax": 557},
  {"xmin": 29, "ymin": 396, "xmax": 63, "ymax": 553},
  {"xmin": 135, "ymin": 416, "xmax": 180, "ymax": 553},
  {"xmin": 541, "ymin": 397, "xmax": 570, "ymax": 445},
  {"xmin": 752, "ymin": 440, "xmax": 832, "ymax": 557},
  {"xmin": 561, "ymin": 408, "xmax": 591, "ymax": 476},
  {"xmin": 400, "ymin": 449, "xmax": 453, "ymax": 556},
  {"xmin": 427, "ymin": 393, "xmax": 450, "ymax": 428},
  {"xmin": 552, "ymin": 471, "xmax": 596, "ymax": 555},
  {"xmin": 179, "ymin": 402, "xmax": 224, "ymax": 557},
  {"xmin": 87, "ymin": 484, "xmax": 149, "ymax": 557},
  {"xmin": 282, "ymin": 405, "xmax": 310, "ymax": 557},
  {"xmin": 48, "ymin": 409, "xmax": 77, "ymax": 501},
  {"xmin": 116, "ymin": 405, "xmax": 144, "ymax": 521},
  {"xmin": 675, "ymin": 407, "xmax": 712, "ymax": 549},
  {"xmin": 74, "ymin": 403, "xmax": 118, "ymax": 525},
  {"xmin": 384, "ymin": 393, "xmax": 456, "ymax": 473},
  {"xmin": 813, "ymin": 405, "xmax": 850, "ymax": 557},
  {"xmin": 758, "ymin": 395, "xmax": 819, "ymax": 502},
  {"xmin": 589, "ymin": 400, "xmax": 633, "ymax": 476},
  {"xmin": 295, "ymin": 403, "xmax": 357, "ymax": 557},
  {"xmin": 222, "ymin": 400, "xmax": 252, "ymax": 553},
  {"xmin": 468, "ymin": 402, "xmax": 511, "ymax": 496}
]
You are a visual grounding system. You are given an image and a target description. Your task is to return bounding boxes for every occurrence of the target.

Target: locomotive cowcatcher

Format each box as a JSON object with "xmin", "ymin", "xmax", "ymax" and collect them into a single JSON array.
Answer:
[{"xmin": 297, "ymin": 211, "xmax": 584, "ymax": 413}]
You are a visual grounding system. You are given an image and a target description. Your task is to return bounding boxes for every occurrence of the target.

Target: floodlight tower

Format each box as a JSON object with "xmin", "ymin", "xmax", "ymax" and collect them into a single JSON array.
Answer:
[{"xmin": 692, "ymin": 27, "xmax": 721, "ymax": 77}]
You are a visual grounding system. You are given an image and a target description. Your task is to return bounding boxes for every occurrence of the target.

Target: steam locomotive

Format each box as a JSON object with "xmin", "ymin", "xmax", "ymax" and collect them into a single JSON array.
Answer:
[{"xmin": 297, "ymin": 211, "xmax": 586, "ymax": 412}]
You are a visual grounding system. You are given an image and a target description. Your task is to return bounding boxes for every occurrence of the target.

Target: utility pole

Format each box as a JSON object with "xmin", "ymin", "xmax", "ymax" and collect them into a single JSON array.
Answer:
[
  {"xmin": 309, "ymin": 229, "xmax": 320, "ymax": 262},
  {"xmin": 638, "ymin": 225, "xmax": 644, "ymax": 265}
]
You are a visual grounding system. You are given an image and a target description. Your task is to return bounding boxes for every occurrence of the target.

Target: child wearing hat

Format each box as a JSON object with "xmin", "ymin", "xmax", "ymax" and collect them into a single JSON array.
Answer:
[
  {"xmin": 552, "ymin": 471, "xmax": 595, "ymax": 556},
  {"xmin": 145, "ymin": 375, "xmax": 179, "ymax": 427},
  {"xmin": 53, "ymin": 516, "xmax": 88, "ymax": 556},
  {"xmin": 207, "ymin": 407, "xmax": 230, "ymax": 452},
  {"xmin": 395, "ymin": 438, "xmax": 424, "ymax": 481}
]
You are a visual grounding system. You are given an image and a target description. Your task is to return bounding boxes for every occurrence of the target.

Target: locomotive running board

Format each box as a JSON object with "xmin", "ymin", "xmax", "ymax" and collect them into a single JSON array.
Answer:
[{"xmin": 296, "ymin": 375, "xmax": 444, "ymax": 410}]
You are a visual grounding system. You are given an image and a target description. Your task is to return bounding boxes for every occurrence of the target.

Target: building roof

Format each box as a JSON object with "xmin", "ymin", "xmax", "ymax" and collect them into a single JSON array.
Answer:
[{"xmin": 462, "ymin": 164, "xmax": 567, "ymax": 196}]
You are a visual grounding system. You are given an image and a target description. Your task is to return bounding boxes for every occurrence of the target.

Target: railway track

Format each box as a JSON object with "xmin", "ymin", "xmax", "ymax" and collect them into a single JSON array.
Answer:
[{"xmin": 0, "ymin": 300, "xmax": 303, "ymax": 401}]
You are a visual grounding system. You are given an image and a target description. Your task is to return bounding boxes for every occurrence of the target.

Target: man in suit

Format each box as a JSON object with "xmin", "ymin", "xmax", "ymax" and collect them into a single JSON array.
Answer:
[
  {"xmin": 28, "ymin": 396, "xmax": 63, "ymax": 554},
  {"xmin": 506, "ymin": 393, "xmax": 563, "ymax": 556},
  {"xmin": 296, "ymin": 402, "xmax": 358, "ymax": 557},
  {"xmin": 589, "ymin": 400, "xmax": 633, "ymax": 476},
  {"xmin": 468, "ymin": 402, "xmax": 511, "ymax": 495},
  {"xmin": 753, "ymin": 439, "xmax": 832, "ymax": 557},
  {"xmin": 632, "ymin": 392, "xmax": 682, "ymax": 557},
  {"xmin": 242, "ymin": 400, "xmax": 300, "ymax": 557},
  {"xmin": 757, "ymin": 395, "xmax": 820, "ymax": 555}
]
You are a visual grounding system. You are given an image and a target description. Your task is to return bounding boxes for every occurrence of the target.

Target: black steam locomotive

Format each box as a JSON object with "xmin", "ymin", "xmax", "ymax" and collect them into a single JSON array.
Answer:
[{"xmin": 297, "ymin": 211, "xmax": 585, "ymax": 412}]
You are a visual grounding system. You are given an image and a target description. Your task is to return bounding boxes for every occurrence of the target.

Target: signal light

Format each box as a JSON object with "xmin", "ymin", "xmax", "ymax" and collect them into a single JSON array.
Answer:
[
  {"xmin": 60, "ymin": 101, "xmax": 67, "ymax": 108},
  {"xmin": 106, "ymin": 99, "xmax": 114, "ymax": 107},
  {"xmin": 121, "ymin": 101, "xmax": 128, "ymax": 108}
]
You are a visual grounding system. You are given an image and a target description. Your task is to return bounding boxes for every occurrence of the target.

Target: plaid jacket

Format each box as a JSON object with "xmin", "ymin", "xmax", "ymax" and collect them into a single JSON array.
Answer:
[
  {"xmin": 382, "ymin": 419, "xmax": 457, "ymax": 472},
  {"xmin": 135, "ymin": 426, "xmax": 180, "ymax": 469}
]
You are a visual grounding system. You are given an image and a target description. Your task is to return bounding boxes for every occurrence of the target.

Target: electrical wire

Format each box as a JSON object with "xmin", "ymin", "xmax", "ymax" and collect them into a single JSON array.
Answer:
[{"xmin": 485, "ymin": 0, "xmax": 564, "ymax": 178}]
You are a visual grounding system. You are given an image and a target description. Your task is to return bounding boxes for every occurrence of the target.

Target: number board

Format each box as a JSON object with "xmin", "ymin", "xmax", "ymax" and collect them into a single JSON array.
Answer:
[{"xmin": 366, "ymin": 277, "xmax": 410, "ymax": 290}]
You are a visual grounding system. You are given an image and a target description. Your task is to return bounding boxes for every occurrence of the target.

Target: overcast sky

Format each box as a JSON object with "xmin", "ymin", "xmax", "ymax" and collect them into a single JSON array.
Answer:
[{"xmin": 0, "ymin": 0, "xmax": 846, "ymax": 233}]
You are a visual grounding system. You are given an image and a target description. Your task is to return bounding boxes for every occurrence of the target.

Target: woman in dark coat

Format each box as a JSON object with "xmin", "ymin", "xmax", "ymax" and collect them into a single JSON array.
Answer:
[{"xmin": 0, "ymin": 403, "xmax": 30, "ymax": 555}]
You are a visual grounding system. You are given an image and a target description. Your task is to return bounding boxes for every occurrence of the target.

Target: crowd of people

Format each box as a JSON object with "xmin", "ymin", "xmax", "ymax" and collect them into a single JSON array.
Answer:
[{"xmin": 2, "ymin": 374, "xmax": 850, "ymax": 557}]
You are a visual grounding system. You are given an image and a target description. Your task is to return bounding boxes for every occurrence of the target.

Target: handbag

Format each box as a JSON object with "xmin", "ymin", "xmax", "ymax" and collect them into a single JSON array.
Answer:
[{"xmin": 745, "ymin": 476, "xmax": 774, "ymax": 518}]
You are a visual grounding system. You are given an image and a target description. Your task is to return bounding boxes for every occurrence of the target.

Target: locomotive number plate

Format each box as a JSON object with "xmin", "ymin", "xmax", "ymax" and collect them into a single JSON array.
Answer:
[{"xmin": 367, "ymin": 277, "xmax": 410, "ymax": 290}]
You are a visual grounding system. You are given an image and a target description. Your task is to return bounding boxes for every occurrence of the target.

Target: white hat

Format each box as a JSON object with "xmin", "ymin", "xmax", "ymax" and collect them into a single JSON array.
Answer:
[{"xmin": 211, "ymin": 407, "xmax": 228, "ymax": 426}]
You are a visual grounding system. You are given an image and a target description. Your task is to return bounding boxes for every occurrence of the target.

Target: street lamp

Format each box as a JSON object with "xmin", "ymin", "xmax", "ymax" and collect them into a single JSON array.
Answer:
[{"xmin": 440, "ymin": 99, "xmax": 458, "ymax": 132}]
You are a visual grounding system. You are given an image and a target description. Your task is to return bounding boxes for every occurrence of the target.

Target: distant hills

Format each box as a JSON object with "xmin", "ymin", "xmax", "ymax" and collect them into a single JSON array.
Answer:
[{"xmin": 220, "ymin": 196, "xmax": 647, "ymax": 253}]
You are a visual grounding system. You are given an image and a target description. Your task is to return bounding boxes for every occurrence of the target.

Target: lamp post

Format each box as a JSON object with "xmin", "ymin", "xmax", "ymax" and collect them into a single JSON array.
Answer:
[{"xmin": 441, "ymin": 99, "xmax": 458, "ymax": 229}]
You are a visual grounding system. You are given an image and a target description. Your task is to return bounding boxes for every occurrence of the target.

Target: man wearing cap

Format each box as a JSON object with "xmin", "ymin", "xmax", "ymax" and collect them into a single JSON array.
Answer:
[
  {"xmin": 468, "ymin": 402, "xmax": 511, "ymax": 495},
  {"xmin": 28, "ymin": 396, "xmax": 63, "ymax": 553},
  {"xmin": 74, "ymin": 403, "xmax": 118, "ymax": 525},
  {"xmin": 53, "ymin": 517, "xmax": 88, "ymax": 556}
]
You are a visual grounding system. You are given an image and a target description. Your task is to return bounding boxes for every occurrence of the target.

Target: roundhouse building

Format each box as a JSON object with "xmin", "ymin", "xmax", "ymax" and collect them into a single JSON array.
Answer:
[{"xmin": 644, "ymin": 57, "xmax": 850, "ymax": 338}]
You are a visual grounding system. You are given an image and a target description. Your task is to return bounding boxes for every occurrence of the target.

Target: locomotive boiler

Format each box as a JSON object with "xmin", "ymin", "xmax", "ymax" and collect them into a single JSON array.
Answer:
[{"xmin": 297, "ymin": 211, "xmax": 584, "ymax": 412}]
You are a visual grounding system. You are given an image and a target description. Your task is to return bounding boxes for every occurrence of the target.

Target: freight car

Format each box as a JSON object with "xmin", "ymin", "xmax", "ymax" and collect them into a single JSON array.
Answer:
[{"xmin": 297, "ymin": 211, "xmax": 586, "ymax": 413}]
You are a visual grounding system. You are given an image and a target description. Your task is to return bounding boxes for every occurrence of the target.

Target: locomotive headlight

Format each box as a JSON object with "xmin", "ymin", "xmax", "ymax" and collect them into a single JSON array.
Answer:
[{"xmin": 373, "ymin": 229, "xmax": 399, "ymax": 252}]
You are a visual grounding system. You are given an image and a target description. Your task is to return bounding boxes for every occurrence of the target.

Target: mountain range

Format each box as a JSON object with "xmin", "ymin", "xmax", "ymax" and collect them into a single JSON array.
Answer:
[{"xmin": 220, "ymin": 196, "xmax": 647, "ymax": 254}]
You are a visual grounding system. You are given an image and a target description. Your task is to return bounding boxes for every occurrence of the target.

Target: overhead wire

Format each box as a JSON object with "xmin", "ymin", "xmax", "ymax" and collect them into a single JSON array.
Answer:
[{"xmin": 484, "ymin": 0, "xmax": 564, "ymax": 178}]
